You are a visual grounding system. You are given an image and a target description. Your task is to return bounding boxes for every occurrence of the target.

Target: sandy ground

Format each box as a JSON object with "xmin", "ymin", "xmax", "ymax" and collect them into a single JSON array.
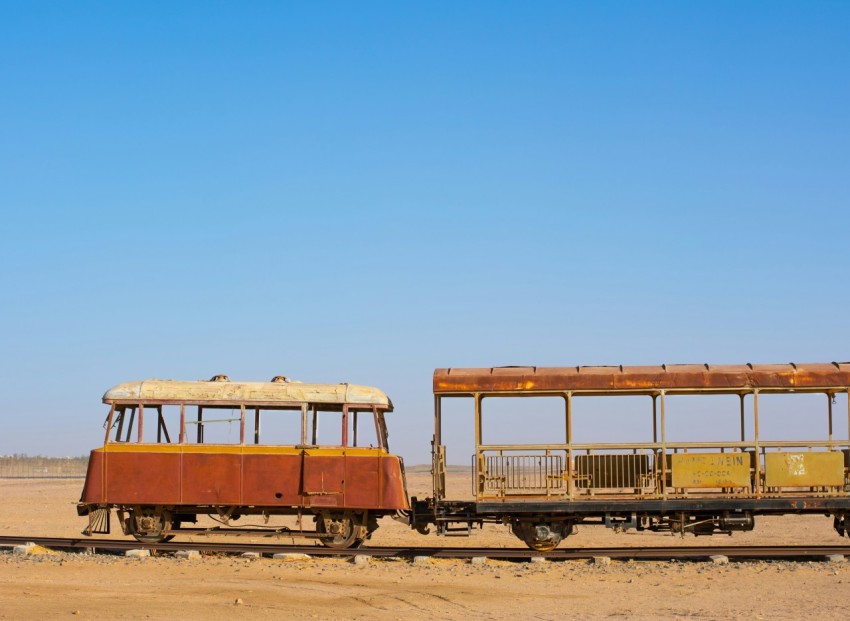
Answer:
[{"xmin": 2, "ymin": 475, "xmax": 850, "ymax": 620}]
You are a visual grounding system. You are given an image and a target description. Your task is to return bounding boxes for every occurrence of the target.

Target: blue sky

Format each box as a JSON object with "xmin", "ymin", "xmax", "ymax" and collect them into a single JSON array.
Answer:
[{"xmin": 1, "ymin": 2, "xmax": 848, "ymax": 463}]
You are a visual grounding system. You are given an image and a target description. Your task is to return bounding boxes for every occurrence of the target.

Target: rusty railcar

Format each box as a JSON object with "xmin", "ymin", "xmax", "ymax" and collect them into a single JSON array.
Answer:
[
  {"xmin": 78, "ymin": 375, "xmax": 409, "ymax": 547},
  {"xmin": 411, "ymin": 363, "xmax": 850, "ymax": 550}
]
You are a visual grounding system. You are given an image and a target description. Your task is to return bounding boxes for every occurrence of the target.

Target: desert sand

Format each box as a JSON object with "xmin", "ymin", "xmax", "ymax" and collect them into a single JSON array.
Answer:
[{"xmin": 1, "ymin": 474, "xmax": 849, "ymax": 620}]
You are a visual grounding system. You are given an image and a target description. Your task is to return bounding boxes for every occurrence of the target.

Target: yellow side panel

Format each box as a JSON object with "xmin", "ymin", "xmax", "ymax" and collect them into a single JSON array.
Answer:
[
  {"xmin": 671, "ymin": 453, "xmax": 751, "ymax": 488},
  {"xmin": 764, "ymin": 452, "xmax": 845, "ymax": 487}
]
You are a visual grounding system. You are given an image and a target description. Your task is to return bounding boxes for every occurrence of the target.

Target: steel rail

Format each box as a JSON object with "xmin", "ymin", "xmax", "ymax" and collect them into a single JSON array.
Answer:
[{"xmin": 1, "ymin": 536, "xmax": 849, "ymax": 561}]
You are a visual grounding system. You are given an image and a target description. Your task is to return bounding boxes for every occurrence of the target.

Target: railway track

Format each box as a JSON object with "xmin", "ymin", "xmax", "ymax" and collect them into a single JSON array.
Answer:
[{"xmin": 1, "ymin": 536, "xmax": 848, "ymax": 561}]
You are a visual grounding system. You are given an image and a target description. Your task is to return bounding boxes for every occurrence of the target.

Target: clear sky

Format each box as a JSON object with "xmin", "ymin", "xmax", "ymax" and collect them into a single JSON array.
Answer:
[{"xmin": 1, "ymin": 2, "xmax": 848, "ymax": 464}]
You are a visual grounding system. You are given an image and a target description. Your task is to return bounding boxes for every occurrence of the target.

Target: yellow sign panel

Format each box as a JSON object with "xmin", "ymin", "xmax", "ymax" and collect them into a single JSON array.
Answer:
[
  {"xmin": 671, "ymin": 453, "xmax": 751, "ymax": 488},
  {"xmin": 764, "ymin": 452, "xmax": 845, "ymax": 488}
]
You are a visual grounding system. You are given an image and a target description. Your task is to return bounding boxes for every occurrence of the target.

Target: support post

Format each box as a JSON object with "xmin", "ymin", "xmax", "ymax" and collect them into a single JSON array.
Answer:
[
  {"xmin": 753, "ymin": 390, "xmax": 760, "ymax": 498},
  {"xmin": 197, "ymin": 406, "xmax": 203, "ymax": 444},
  {"xmin": 240, "ymin": 405, "xmax": 246, "ymax": 445},
  {"xmin": 342, "ymin": 405, "xmax": 349, "ymax": 447},
  {"xmin": 474, "ymin": 394, "xmax": 482, "ymax": 448},
  {"xmin": 179, "ymin": 404, "xmax": 185, "ymax": 444},
  {"xmin": 652, "ymin": 395, "xmax": 658, "ymax": 443},
  {"xmin": 104, "ymin": 405, "xmax": 115, "ymax": 444},
  {"xmin": 660, "ymin": 391, "xmax": 666, "ymax": 496},
  {"xmin": 138, "ymin": 404, "xmax": 144, "ymax": 443},
  {"xmin": 434, "ymin": 395, "xmax": 442, "ymax": 446},
  {"xmin": 739, "ymin": 393, "xmax": 746, "ymax": 442},
  {"xmin": 827, "ymin": 393, "xmax": 834, "ymax": 442},
  {"xmin": 300, "ymin": 405, "xmax": 307, "ymax": 446},
  {"xmin": 256, "ymin": 408, "xmax": 261, "ymax": 445},
  {"xmin": 566, "ymin": 392, "xmax": 573, "ymax": 498},
  {"xmin": 753, "ymin": 390, "xmax": 760, "ymax": 446}
]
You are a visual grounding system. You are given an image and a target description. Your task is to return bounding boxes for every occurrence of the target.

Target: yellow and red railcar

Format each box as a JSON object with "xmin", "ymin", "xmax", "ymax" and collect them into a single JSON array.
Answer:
[{"xmin": 78, "ymin": 375, "xmax": 408, "ymax": 547}]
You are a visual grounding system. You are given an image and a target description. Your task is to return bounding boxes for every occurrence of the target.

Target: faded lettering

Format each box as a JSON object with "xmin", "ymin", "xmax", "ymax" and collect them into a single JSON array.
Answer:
[
  {"xmin": 671, "ymin": 453, "xmax": 751, "ymax": 488},
  {"xmin": 784, "ymin": 454, "xmax": 807, "ymax": 476}
]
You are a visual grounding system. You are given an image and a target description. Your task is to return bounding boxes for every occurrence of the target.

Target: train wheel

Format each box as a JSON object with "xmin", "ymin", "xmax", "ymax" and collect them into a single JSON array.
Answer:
[
  {"xmin": 128, "ymin": 507, "xmax": 174, "ymax": 544},
  {"xmin": 511, "ymin": 520, "xmax": 570, "ymax": 551},
  {"xmin": 316, "ymin": 511, "xmax": 362, "ymax": 549}
]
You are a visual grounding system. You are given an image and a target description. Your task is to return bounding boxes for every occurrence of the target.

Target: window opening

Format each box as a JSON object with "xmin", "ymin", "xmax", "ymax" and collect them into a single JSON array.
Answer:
[
  {"xmin": 184, "ymin": 405, "xmax": 242, "ymax": 444},
  {"xmin": 757, "ymin": 392, "xmax": 834, "ymax": 442},
  {"xmin": 570, "ymin": 395, "xmax": 652, "ymax": 444},
  {"xmin": 251, "ymin": 406, "xmax": 303, "ymax": 445},
  {"xmin": 308, "ymin": 405, "xmax": 344, "ymax": 446},
  {"xmin": 347, "ymin": 408, "xmax": 380, "ymax": 448},
  {"xmin": 480, "ymin": 395, "xmax": 566, "ymax": 446},
  {"xmin": 663, "ymin": 394, "xmax": 748, "ymax": 444}
]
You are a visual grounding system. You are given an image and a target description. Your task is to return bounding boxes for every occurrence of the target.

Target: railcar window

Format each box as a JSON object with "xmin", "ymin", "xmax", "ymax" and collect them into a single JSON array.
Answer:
[
  {"xmin": 757, "ymin": 393, "xmax": 839, "ymax": 442},
  {"xmin": 251, "ymin": 407, "xmax": 303, "ymax": 445},
  {"xmin": 184, "ymin": 406, "xmax": 242, "ymax": 444},
  {"xmin": 111, "ymin": 406, "xmax": 137, "ymax": 442},
  {"xmin": 439, "ymin": 396, "xmax": 476, "ymax": 467},
  {"xmin": 663, "ymin": 394, "xmax": 750, "ymax": 443},
  {"xmin": 570, "ymin": 395, "xmax": 652, "ymax": 444},
  {"xmin": 480, "ymin": 396, "xmax": 566, "ymax": 446},
  {"xmin": 309, "ymin": 407, "xmax": 344, "ymax": 446},
  {"xmin": 346, "ymin": 409, "xmax": 381, "ymax": 448},
  {"xmin": 140, "ymin": 404, "xmax": 181, "ymax": 444}
]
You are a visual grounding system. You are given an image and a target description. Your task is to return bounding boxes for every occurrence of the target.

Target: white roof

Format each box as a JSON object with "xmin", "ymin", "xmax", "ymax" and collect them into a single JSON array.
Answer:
[{"xmin": 103, "ymin": 378, "xmax": 392, "ymax": 409}]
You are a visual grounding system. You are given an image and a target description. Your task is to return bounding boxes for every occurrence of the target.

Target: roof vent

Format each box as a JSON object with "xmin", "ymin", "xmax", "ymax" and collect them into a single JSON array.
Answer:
[
  {"xmin": 271, "ymin": 375, "xmax": 289, "ymax": 383},
  {"xmin": 210, "ymin": 374, "xmax": 231, "ymax": 382}
]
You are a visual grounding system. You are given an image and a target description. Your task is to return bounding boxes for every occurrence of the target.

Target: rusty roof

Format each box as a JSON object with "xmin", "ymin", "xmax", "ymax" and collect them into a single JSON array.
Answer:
[
  {"xmin": 433, "ymin": 363, "xmax": 850, "ymax": 394},
  {"xmin": 104, "ymin": 378, "xmax": 392, "ymax": 408}
]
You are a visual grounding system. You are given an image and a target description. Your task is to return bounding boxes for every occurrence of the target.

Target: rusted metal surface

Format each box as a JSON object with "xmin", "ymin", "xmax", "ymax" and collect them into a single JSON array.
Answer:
[
  {"xmin": 434, "ymin": 363, "xmax": 850, "ymax": 394},
  {"xmin": 104, "ymin": 377, "xmax": 392, "ymax": 408},
  {"xmin": 81, "ymin": 447, "xmax": 409, "ymax": 511},
  {"xmin": 764, "ymin": 452, "xmax": 845, "ymax": 488},
  {"xmin": 671, "ymin": 453, "xmax": 752, "ymax": 489}
]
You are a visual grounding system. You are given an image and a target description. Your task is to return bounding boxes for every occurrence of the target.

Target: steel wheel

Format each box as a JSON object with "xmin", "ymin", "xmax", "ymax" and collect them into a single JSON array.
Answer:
[
  {"xmin": 128, "ymin": 507, "xmax": 173, "ymax": 544},
  {"xmin": 511, "ymin": 520, "xmax": 566, "ymax": 552},
  {"xmin": 316, "ymin": 511, "xmax": 362, "ymax": 549},
  {"xmin": 525, "ymin": 539, "xmax": 558, "ymax": 552}
]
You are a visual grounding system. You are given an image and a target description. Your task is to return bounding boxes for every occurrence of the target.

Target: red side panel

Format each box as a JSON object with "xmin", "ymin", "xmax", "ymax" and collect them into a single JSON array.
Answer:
[
  {"xmin": 79, "ymin": 450, "xmax": 105, "ymax": 504},
  {"xmin": 104, "ymin": 451, "xmax": 181, "ymax": 504},
  {"xmin": 302, "ymin": 454, "xmax": 344, "ymax": 508},
  {"xmin": 92, "ymin": 447, "xmax": 408, "ymax": 512},
  {"xmin": 379, "ymin": 455, "xmax": 409, "ymax": 509},
  {"xmin": 182, "ymin": 452, "xmax": 241, "ymax": 505},
  {"xmin": 242, "ymin": 453, "xmax": 302, "ymax": 505},
  {"xmin": 343, "ymin": 455, "xmax": 380, "ymax": 508}
]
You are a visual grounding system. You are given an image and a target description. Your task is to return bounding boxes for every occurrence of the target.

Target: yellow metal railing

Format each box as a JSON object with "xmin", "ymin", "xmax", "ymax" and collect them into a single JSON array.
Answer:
[{"xmin": 475, "ymin": 441, "xmax": 850, "ymax": 499}]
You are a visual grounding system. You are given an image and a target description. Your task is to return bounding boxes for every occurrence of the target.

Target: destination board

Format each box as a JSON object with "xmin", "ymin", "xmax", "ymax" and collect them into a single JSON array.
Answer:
[
  {"xmin": 670, "ymin": 453, "xmax": 751, "ymax": 488},
  {"xmin": 764, "ymin": 452, "xmax": 845, "ymax": 488}
]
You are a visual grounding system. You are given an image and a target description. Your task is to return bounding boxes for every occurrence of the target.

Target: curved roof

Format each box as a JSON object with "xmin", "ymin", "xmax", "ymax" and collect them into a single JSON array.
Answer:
[
  {"xmin": 434, "ymin": 363, "xmax": 850, "ymax": 395},
  {"xmin": 104, "ymin": 378, "xmax": 392, "ymax": 409}
]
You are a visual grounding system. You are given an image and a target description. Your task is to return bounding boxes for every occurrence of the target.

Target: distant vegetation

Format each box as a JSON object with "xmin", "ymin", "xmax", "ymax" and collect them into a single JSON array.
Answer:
[{"xmin": 0, "ymin": 454, "xmax": 88, "ymax": 478}]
